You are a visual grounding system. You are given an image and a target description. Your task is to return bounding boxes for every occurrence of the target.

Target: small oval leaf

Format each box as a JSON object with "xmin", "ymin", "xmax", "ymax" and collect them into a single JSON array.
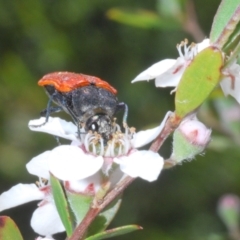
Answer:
[
  {"xmin": 85, "ymin": 224, "xmax": 142, "ymax": 240},
  {"xmin": 175, "ymin": 46, "xmax": 223, "ymax": 118},
  {"xmin": 0, "ymin": 216, "xmax": 23, "ymax": 240}
]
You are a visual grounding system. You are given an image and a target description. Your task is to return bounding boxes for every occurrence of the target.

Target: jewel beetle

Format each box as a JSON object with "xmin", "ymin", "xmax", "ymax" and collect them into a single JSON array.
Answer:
[{"xmin": 38, "ymin": 71, "xmax": 128, "ymax": 142}]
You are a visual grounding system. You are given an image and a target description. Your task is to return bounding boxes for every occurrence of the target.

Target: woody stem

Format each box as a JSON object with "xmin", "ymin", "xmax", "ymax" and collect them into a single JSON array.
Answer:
[
  {"xmin": 68, "ymin": 176, "xmax": 135, "ymax": 240},
  {"xmin": 150, "ymin": 112, "xmax": 180, "ymax": 153}
]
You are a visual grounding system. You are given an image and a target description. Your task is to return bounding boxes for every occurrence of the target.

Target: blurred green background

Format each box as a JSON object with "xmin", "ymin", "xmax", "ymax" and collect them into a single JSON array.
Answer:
[{"xmin": 1, "ymin": 0, "xmax": 240, "ymax": 239}]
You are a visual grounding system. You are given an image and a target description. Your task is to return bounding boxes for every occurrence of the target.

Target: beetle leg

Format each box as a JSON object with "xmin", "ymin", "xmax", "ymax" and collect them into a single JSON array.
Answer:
[
  {"xmin": 45, "ymin": 96, "xmax": 83, "ymax": 140},
  {"xmin": 40, "ymin": 106, "xmax": 62, "ymax": 118},
  {"xmin": 40, "ymin": 92, "xmax": 63, "ymax": 123},
  {"xmin": 62, "ymin": 103, "xmax": 83, "ymax": 139}
]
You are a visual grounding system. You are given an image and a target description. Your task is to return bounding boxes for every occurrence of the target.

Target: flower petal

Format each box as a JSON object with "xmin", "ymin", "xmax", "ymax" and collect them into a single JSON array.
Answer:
[
  {"xmin": 221, "ymin": 78, "xmax": 240, "ymax": 103},
  {"xmin": 66, "ymin": 173, "xmax": 102, "ymax": 193},
  {"xmin": 0, "ymin": 184, "xmax": 44, "ymax": 211},
  {"xmin": 114, "ymin": 150, "xmax": 164, "ymax": 182},
  {"xmin": 197, "ymin": 38, "xmax": 210, "ymax": 52},
  {"xmin": 220, "ymin": 63, "xmax": 240, "ymax": 104},
  {"xmin": 26, "ymin": 151, "xmax": 51, "ymax": 179},
  {"xmin": 132, "ymin": 59, "xmax": 176, "ymax": 83},
  {"xmin": 31, "ymin": 201, "xmax": 65, "ymax": 236},
  {"xmin": 131, "ymin": 111, "xmax": 172, "ymax": 148},
  {"xmin": 154, "ymin": 57, "xmax": 186, "ymax": 87},
  {"xmin": 154, "ymin": 39, "xmax": 210, "ymax": 88},
  {"xmin": 28, "ymin": 117, "xmax": 79, "ymax": 142},
  {"xmin": 108, "ymin": 167, "xmax": 125, "ymax": 188},
  {"xmin": 48, "ymin": 145, "xmax": 104, "ymax": 180}
]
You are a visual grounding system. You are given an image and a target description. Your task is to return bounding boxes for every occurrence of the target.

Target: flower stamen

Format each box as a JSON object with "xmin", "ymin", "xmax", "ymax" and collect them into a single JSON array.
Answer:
[
  {"xmin": 36, "ymin": 178, "xmax": 48, "ymax": 188},
  {"xmin": 177, "ymin": 39, "xmax": 198, "ymax": 62},
  {"xmin": 83, "ymin": 123, "xmax": 136, "ymax": 157}
]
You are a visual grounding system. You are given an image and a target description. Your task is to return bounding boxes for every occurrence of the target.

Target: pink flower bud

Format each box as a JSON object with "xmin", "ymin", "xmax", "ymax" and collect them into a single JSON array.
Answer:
[
  {"xmin": 171, "ymin": 118, "xmax": 211, "ymax": 163},
  {"xmin": 178, "ymin": 119, "xmax": 211, "ymax": 146}
]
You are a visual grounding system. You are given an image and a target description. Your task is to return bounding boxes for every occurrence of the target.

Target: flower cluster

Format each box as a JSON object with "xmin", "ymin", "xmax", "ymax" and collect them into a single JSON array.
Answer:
[
  {"xmin": 132, "ymin": 39, "xmax": 210, "ymax": 91},
  {"xmin": 132, "ymin": 38, "xmax": 215, "ymax": 163},
  {"xmin": 0, "ymin": 113, "xmax": 170, "ymax": 237},
  {"xmin": 132, "ymin": 38, "xmax": 240, "ymax": 104}
]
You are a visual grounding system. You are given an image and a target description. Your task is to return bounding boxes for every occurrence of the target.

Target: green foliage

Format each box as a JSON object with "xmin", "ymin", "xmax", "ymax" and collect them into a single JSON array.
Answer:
[
  {"xmin": 50, "ymin": 173, "xmax": 73, "ymax": 237},
  {"xmin": 67, "ymin": 190, "xmax": 93, "ymax": 225},
  {"xmin": 171, "ymin": 128, "xmax": 203, "ymax": 162},
  {"xmin": 0, "ymin": 216, "xmax": 23, "ymax": 240},
  {"xmin": 210, "ymin": 0, "xmax": 240, "ymax": 47},
  {"xmin": 87, "ymin": 199, "xmax": 122, "ymax": 236},
  {"xmin": 85, "ymin": 225, "xmax": 142, "ymax": 240},
  {"xmin": 175, "ymin": 47, "xmax": 223, "ymax": 118}
]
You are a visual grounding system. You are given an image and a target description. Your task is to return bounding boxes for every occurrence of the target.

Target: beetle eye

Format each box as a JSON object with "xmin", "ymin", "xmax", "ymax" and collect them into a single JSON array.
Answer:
[{"xmin": 90, "ymin": 122, "xmax": 99, "ymax": 132}]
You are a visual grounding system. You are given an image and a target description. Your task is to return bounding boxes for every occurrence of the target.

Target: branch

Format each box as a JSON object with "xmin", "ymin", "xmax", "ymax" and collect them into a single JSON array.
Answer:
[
  {"xmin": 150, "ymin": 112, "xmax": 181, "ymax": 152},
  {"xmin": 68, "ymin": 176, "xmax": 135, "ymax": 240}
]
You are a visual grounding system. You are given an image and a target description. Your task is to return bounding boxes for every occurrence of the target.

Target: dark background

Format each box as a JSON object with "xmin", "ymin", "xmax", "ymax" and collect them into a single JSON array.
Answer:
[{"xmin": 1, "ymin": 0, "xmax": 239, "ymax": 239}]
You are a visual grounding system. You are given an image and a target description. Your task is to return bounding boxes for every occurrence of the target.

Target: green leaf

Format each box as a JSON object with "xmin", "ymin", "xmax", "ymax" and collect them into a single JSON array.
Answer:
[
  {"xmin": 50, "ymin": 173, "xmax": 73, "ymax": 237},
  {"xmin": 85, "ymin": 224, "xmax": 142, "ymax": 240},
  {"xmin": 67, "ymin": 190, "xmax": 93, "ymax": 225},
  {"xmin": 68, "ymin": 184, "xmax": 121, "ymax": 236},
  {"xmin": 68, "ymin": 191, "xmax": 122, "ymax": 236},
  {"xmin": 222, "ymin": 23, "xmax": 240, "ymax": 55},
  {"xmin": 106, "ymin": 8, "xmax": 181, "ymax": 30},
  {"xmin": 87, "ymin": 198, "xmax": 122, "ymax": 236},
  {"xmin": 0, "ymin": 216, "xmax": 23, "ymax": 240},
  {"xmin": 175, "ymin": 46, "xmax": 223, "ymax": 118},
  {"xmin": 210, "ymin": 0, "xmax": 240, "ymax": 47}
]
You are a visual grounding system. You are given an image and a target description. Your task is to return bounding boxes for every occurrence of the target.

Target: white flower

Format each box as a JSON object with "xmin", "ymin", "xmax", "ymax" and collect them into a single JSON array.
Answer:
[
  {"xmin": 132, "ymin": 39, "xmax": 210, "ymax": 89},
  {"xmin": 28, "ymin": 114, "xmax": 170, "ymax": 182},
  {"xmin": 132, "ymin": 38, "xmax": 240, "ymax": 105},
  {"xmin": 220, "ymin": 62, "xmax": 240, "ymax": 104},
  {"xmin": 0, "ymin": 150, "xmax": 103, "ymax": 237},
  {"xmin": 0, "ymin": 181, "xmax": 65, "ymax": 237}
]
